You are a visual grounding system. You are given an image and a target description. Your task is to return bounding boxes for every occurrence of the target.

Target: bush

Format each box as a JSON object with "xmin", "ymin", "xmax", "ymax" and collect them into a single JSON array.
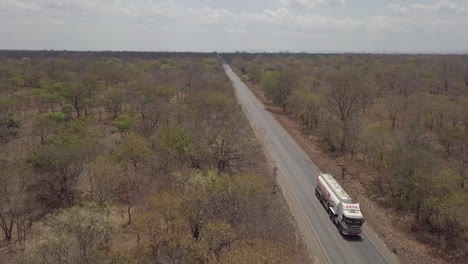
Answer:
[
  {"xmin": 25, "ymin": 205, "xmax": 116, "ymax": 264},
  {"xmin": 113, "ymin": 114, "xmax": 133, "ymax": 136}
]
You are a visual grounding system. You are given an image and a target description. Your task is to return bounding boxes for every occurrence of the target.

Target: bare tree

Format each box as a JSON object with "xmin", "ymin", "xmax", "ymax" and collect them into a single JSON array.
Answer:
[
  {"xmin": 395, "ymin": 65, "xmax": 418, "ymax": 109},
  {"xmin": 181, "ymin": 59, "xmax": 202, "ymax": 89},
  {"xmin": 436, "ymin": 59, "xmax": 456, "ymax": 94},
  {"xmin": 0, "ymin": 165, "xmax": 34, "ymax": 245},
  {"xmin": 325, "ymin": 68, "xmax": 365, "ymax": 152}
]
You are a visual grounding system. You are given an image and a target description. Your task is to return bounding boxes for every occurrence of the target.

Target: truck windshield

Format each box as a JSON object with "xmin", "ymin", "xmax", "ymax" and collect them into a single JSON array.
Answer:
[{"xmin": 345, "ymin": 217, "xmax": 364, "ymax": 225}]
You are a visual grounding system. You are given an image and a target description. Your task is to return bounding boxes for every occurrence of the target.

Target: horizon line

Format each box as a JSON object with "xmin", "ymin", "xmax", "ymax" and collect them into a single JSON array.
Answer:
[{"xmin": 1, "ymin": 49, "xmax": 467, "ymax": 56}]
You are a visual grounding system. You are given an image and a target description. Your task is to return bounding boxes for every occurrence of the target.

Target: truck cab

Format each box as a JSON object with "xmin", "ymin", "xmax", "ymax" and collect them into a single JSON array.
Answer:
[{"xmin": 336, "ymin": 203, "xmax": 364, "ymax": 235}]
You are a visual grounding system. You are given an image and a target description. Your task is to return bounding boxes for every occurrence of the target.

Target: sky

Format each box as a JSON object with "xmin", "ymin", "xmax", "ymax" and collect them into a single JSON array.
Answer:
[{"xmin": 1, "ymin": 0, "xmax": 467, "ymax": 53}]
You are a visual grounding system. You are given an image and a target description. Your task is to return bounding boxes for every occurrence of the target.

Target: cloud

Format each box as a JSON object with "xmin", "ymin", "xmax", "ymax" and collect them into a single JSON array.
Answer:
[
  {"xmin": 387, "ymin": 0, "xmax": 459, "ymax": 15},
  {"xmin": 0, "ymin": 0, "xmax": 357, "ymax": 33},
  {"xmin": 184, "ymin": 7, "xmax": 363, "ymax": 35},
  {"xmin": 1, "ymin": 0, "xmax": 465, "ymax": 36},
  {"xmin": 0, "ymin": 0, "xmax": 467, "ymax": 52},
  {"xmin": 280, "ymin": 0, "xmax": 346, "ymax": 9},
  {"xmin": 383, "ymin": 0, "xmax": 468, "ymax": 36}
]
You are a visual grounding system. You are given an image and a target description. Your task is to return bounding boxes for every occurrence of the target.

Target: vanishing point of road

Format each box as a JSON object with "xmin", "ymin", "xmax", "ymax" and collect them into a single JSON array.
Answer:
[{"xmin": 223, "ymin": 62, "xmax": 399, "ymax": 264}]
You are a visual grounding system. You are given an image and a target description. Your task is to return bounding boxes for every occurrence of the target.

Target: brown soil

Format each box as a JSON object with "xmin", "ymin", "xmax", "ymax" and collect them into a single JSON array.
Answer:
[{"xmin": 245, "ymin": 81, "xmax": 449, "ymax": 264}]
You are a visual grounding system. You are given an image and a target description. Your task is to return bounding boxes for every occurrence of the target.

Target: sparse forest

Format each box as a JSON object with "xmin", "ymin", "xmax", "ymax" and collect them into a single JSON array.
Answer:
[
  {"xmin": 226, "ymin": 53, "xmax": 468, "ymax": 263},
  {"xmin": 0, "ymin": 51, "xmax": 310, "ymax": 264}
]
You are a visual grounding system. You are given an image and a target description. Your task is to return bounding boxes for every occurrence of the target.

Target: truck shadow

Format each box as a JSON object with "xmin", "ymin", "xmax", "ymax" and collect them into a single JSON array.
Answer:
[{"xmin": 340, "ymin": 234, "xmax": 364, "ymax": 242}]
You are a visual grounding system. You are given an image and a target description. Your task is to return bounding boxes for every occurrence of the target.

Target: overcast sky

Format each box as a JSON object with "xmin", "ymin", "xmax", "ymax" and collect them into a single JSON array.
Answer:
[{"xmin": 1, "ymin": 0, "xmax": 467, "ymax": 53}]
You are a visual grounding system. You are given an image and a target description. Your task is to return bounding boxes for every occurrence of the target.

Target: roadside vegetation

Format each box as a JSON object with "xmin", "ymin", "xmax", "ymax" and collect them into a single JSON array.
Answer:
[
  {"xmin": 226, "ymin": 53, "xmax": 468, "ymax": 263},
  {"xmin": 0, "ymin": 51, "xmax": 310, "ymax": 264}
]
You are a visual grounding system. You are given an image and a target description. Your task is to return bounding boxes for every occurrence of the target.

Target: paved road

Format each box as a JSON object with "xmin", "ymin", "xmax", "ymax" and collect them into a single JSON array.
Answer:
[{"xmin": 223, "ymin": 63, "xmax": 398, "ymax": 264}]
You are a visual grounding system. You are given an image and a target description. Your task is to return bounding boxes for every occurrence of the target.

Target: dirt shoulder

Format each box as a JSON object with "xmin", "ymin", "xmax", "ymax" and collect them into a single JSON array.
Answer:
[{"xmin": 244, "ymin": 79, "xmax": 448, "ymax": 264}]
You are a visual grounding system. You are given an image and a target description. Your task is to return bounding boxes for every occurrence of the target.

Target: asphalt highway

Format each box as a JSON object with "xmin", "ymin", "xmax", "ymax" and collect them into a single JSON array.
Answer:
[{"xmin": 223, "ymin": 62, "xmax": 398, "ymax": 264}]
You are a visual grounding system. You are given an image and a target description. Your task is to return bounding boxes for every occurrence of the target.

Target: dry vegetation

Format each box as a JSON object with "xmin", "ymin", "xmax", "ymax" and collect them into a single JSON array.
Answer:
[
  {"xmin": 225, "ymin": 53, "xmax": 468, "ymax": 264},
  {"xmin": 0, "ymin": 51, "xmax": 310, "ymax": 264}
]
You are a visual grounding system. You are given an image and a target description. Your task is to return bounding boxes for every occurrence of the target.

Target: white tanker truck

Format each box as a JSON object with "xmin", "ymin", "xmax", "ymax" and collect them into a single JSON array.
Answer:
[{"xmin": 315, "ymin": 173, "xmax": 364, "ymax": 235}]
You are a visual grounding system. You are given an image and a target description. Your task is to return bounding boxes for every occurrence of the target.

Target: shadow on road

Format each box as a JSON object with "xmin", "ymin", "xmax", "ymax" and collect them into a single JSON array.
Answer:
[{"xmin": 341, "ymin": 234, "xmax": 364, "ymax": 242}]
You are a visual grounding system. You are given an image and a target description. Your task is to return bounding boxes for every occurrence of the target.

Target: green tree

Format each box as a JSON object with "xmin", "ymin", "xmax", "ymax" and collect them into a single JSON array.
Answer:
[
  {"xmin": 61, "ymin": 75, "xmax": 96, "ymax": 118},
  {"xmin": 261, "ymin": 70, "xmax": 296, "ymax": 112},
  {"xmin": 287, "ymin": 89, "xmax": 322, "ymax": 129},
  {"xmin": 28, "ymin": 121, "xmax": 100, "ymax": 208},
  {"xmin": 34, "ymin": 112, "xmax": 65, "ymax": 145},
  {"xmin": 161, "ymin": 64, "xmax": 173, "ymax": 82},
  {"xmin": 113, "ymin": 114, "xmax": 133, "ymax": 136},
  {"xmin": 0, "ymin": 112, "xmax": 21, "ymax": 136},
  {"xmin": 33, "ymin": 81, "xmax": 65, "ymax": 112},
  {"xmin": 158, "ymin": 126, "xmax": 195, "ymax": 170}
]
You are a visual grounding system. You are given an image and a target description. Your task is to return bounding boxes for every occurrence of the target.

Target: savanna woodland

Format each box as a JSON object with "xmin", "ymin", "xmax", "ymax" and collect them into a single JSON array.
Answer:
[
  {"xmin": 226, "ymin": 53, "xmax": 468, "ymax": 264},
  {"xmin": 0, "ymin": 51, "xmax": 310, "ymax": 264}
]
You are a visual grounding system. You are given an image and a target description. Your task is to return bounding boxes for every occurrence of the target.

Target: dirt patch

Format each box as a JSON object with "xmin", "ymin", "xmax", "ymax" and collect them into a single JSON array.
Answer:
[{"xmin": 245, "ymin": 81, "xmax": 449, "ymax": 264}]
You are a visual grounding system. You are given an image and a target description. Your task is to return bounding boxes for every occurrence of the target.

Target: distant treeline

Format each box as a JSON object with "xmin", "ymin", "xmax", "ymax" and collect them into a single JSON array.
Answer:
[
  {"xmin": 221, "ymin": 52, "xmax": 468, "ymax": 64},
  {"xmin": 0, "ymin": 49, "xmax": 217, "ymax": 60}
]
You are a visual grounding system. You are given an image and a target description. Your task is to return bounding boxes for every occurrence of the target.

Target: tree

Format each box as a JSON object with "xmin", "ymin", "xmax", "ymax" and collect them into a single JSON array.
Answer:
[
  {"xmin": 325, "ymin": 68, "xmax": 366, "ymax": 152},
  {"xmin": 26, "ymin": 205, "xmax": 114, "ymax": 264},
  {"xmin": 158, "ymin": 125, "xmax": 195, "ymax": 170},
  {"xmin": 452, "ymin": 138, "xmax": 468, "ymax": 188},
  {"xmin": 62, "ymin": 82, "xmax": 88, "ymax": 118},
  {"xmin": 113, "ymin": 114, "xmax": 133, "ymax": 136},
  {"xmin": 161, "ymin": 63, "xmax": 175, "ymax": 82},
  {"xmin": 140, "ymin": 99, "xmax": 170, "ymax": 136},
  {"xmin": 33, "ymin": 81, "xmax": 65, "ymax": 112},
  {"xmin": 0, "ymin": 112, "xmax": 21, "ymax": 138},
  {"xmin": 181, "ymin": 59, "xmax": 202, "ymax": 88},
  {"xmin": 182, "ymin": 91, "xmax": 254, "ymax": 173},
  {"xmin": 114, "ymin": 134, "xmax": 152, "ymax": 225},
  {"xmin": 287, "ymin": 89, "xmax": 322, "ymax": 129},
  {"xmin": 386, "ymin": 94, "xmax": 405, "ymax": 129},
  {"xmin": 34, "ymin": 112, "xmax": 65, "ymax": 145},
  {"xmin": 104, "ymin": 87, "xmax": 125, "ymax": 119},
  {"xmin": 28, "ymin": 121, "xmax": 100, "ymax": 209},
  {"xmin": 0, "ymin": 164, "xmax": 33, "ymax": 244},
  {"xmin": 59, "ymin": 71, "xmax": 100, "ymax": 118},
  {"xmin": 261, "ymin": 70, "xmax": 296, "ymax": 112},
  {"xmin": 115, "ymin": 134, "xmax": 152, "ymax": 170},
  {"xmin": 463, "ymin": 62, "xmax": 468, "ymax": 88},
  {"xmin": 435, "ymin": 191, "xmax": 468, "ymax": 242},
  {"xmin": 88, "ymin": 156, "xmax": 123, "ymax": 206},
  {"xmin": 200, "ymin": 221, "xmax": 237, "ymax": 262},
  {"xmin": 135, "ymin": 191, "xmax": 205, "ymax": 264},
  {"xmin": 437, "ymin": 59, "xmax": 455, "ymax": 94},
  {"xmin": 394, "ymin": 65, "xmax": 418, "ymax": 109},
  {"xmin": 359, "ymin": 79, "xmax": 375, "ymax": 114},
  {"xmin": 0, "ymin": 98, "xmax": 19, "ymax": 141}
]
